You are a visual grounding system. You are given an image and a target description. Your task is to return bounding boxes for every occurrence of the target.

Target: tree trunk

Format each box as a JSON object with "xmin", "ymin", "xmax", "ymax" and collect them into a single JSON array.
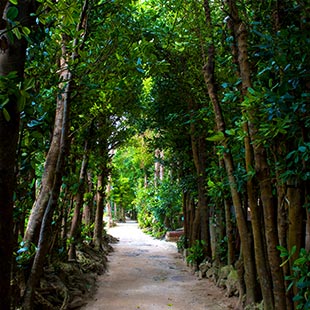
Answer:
[
  {"xmin": 287, "ymin": 178, "xmax": 304, "ymax": 263},
  {"xmin": 182, "ymin": 191, "xmax": 189, "ymax": 249},
  {"xmin": 68, "ymin": 139, "xmax": 90, "ymax": 260},
  {"xmin": 93, "ymin": 174, "xmax": 106, "ymax": 250},
  {"xmin": 24, "ymin": 0, "xmax": 89, "ymax": 246},
  {"xmin": 22, "ymin": 65, "xmax": 71, "ymax": 309},
  {"xmin": 83, "ymin": 171, "xmax": 94, "ymax": 226},
  {"xmin": 273, "ymin": 150, "xmax": 294, "ymax": 309},
  {"xmin": 201, "ymin": 1, "xmax": 257, "ymax": 304},
  {"xmin": 22, "ymin": 1, "xmax": 90, "ymax": 303},
  {"xmin": 223, "ymin": 197, "xmax": 235, "ymax": 266},
  {"xmin": 243, "ymin": 121, "xmax": 274, "ymax": 309},
  {"xmin": 0, "ymin": 2, "xmax": 36, "ymax": 308},
  {"xmin": 189, "ymin": 100, "xmax": 211, "ymax": 258},
  {"xmin": 24, "ymin": 89, "xmax": 64, "ymax": 244},
  {"xmin": 226, "ymin": 1, "xmax": 287, "ymax": 307}
]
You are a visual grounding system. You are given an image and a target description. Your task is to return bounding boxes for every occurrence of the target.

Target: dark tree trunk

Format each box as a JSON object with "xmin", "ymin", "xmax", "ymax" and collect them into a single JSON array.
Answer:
[
  {"xmin": 223, "ymin": 196, "xmax": 235, "ymax": 266},
  {"xmin": 189, "ymin": 99, "xmax": 211, "ymax": 258},
  {"xmin": 24, "ymin": 0, "xmax": 89, "ymax": 246},
  {"xmin": 0, "ymin": 2, "xmax": 36, "ymax": 308},
  {"xmin": 93, "ymin": 174, "xmax": 106, "ymax": 250},
  {"xmin": 21, "ymin": 0, "xmax": 91, "ymax": 302},
  {"xmin": 24, "ymin": 88, "xmax": 64, "ymax": 244},
  {"xmin": 201, "ymin": 1, "xmax": 257, "ymax": 304},
  {"xmin": 68, "ymin": 139, "xmax": 90, "ymax": 260},
  {"xmin": 22, "ymin": 47, "xmax": 71, "ymax": 309},
  {"xmin": 83, "ymin": 171, "xmax": 94, "ymax": 226},
  {"xmin": 226, "ymin": 0, "xmax": 287, "ymax": 306}
]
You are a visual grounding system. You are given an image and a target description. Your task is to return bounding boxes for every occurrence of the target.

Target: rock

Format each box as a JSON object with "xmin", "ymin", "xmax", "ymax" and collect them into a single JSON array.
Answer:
[
  {"xmin": 216, "ymin": 265, "xmax": 234, "ymax": 287},
  {"xmin": 198, "ymin": 260, "xmax": 212, "ymax": 279},
  {"xmin": 206, "ymin": 266, "xmax": 218, "ymax": 283},
  {"xmin": 226, "ymin": 269, "xmax": 239, "ymax": 297}
]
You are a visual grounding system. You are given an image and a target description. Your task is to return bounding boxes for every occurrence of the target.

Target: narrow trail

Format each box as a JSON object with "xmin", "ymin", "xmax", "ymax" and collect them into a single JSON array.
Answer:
[{"xmin": 82, "ymin": 221, "xmax": 237, "ymax": 310}]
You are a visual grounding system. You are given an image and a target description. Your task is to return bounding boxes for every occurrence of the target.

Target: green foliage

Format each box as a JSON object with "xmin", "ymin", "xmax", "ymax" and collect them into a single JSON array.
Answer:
[
  {"xmin": 176, "ymin": 234, "xmax": 186, "ymax": 252},
  {"xmin": 134, "ymin": 178, "xmax": 182, "ymax": 236},
  {"xmin": 80, "ymin": 223, "xmax": 95, "ymax": 244},
  {"xmin": 186, "ymin": 240, "xmax": 206, "ymax": 267},
  {"xmin": 15, "ymin": 239, "xmax": 37, "ymax": 269},
  {"xmin": 278, "ymin": 246, "xmax": 310, "ymax": 309}
]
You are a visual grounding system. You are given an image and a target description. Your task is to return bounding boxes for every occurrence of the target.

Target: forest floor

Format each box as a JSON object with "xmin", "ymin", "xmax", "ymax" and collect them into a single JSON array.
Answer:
[{"xmin": 81, "ymin": 220, "xmax": 238, "ymax": 310}]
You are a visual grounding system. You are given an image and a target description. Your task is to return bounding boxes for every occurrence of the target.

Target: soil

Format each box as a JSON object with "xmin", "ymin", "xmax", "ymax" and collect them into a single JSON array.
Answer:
[{"xmin": 82, "ymin": 220, "xmax": 238, "ymax": 310}]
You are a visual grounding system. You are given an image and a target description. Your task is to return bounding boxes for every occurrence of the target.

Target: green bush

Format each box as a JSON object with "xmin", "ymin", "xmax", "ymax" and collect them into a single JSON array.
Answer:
[{"xmin": 186, "ymin": 240, "xmax": 206, "ymax": 268}]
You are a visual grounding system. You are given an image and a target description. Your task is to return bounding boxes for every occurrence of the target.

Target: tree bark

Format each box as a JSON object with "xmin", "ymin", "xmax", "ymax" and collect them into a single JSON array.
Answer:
[
  {"xmin": 83, "ymin": 171, "xmax": 94, "ymax": 226},
  {"xmin": 24, "ymin": 0, "xmax": 89, "ymax": 246},
  {"xmin": 24, "ymin": 90, "xmax": 64, "ymax": 244},
  {"xmin": 93, "ymin": 174, "xmax": 106, "ymax": 250},
  {"xmin": 243, "ymin": 124, "xmax": 274, "ymax": 309},
  {"xmin": 226, "ymin": 1, "xmax": 287, "ymax": 307},
  {"xmin": 22, "ymin": 62, "xmax": 71, "ymax": 309},
  {"xmin": 189, "ymin": 98, "xmax": 211, "ymax": 258},
  {"xmin": 68, "ymin": 139, "xmax": 90, "ymax": 260},
  {"xmin": 0, "ymin": 2, "xmax": 36, "ymax": 308},
  {"xmin": 201, "ymin": 1, "xmax": 257, "ymax": 304},
  {"xmin": 22, "ymin": 2, "xmax": 89, "ymax": 305}
]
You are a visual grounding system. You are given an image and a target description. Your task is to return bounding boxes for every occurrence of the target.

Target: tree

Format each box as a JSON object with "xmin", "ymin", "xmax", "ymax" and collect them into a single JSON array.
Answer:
[{"xmin": 0, "ymin": 1, "xmax": 37, "ymax": 308}]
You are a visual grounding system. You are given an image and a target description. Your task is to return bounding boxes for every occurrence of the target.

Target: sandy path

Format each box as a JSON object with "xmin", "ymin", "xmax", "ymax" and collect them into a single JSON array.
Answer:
[{"xmin": 82, "ymin": 221, "xmax": 237, "ymax": 310}]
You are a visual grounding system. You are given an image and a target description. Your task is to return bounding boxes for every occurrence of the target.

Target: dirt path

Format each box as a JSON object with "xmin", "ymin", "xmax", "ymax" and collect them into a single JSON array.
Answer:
[{"xmin": 82, "ymin": 221, "xmax": 237, "ymax": 310}]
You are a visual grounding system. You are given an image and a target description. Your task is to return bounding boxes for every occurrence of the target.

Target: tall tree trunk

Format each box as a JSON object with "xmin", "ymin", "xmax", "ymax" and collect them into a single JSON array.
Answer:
[
  {"xmin": 68, "ymin": 139, "xmax": 90, "ymax": 260},
  {"xmin": 224, "ymin": 4, "xmax": 276, "ymax": 306},
  {"xmin": 287, "ymin": 178, "xmax": 304, "ymax": 262},
  {"xmin": 83, "ymin": 171, "xmax": 94, "ymax": 226},
  {"xmin": 182, "ymin": 191, "xmax": 189, "ymax": 249},
  {"xmin": 0, "ymin": 2, "xmax": 36, "ymax": 308},
  {"xmin": 22, "ymin": 66, "xmax": 71, "ymax": 309},
  {"xmin": 201, "ymin": 1, "xmax": 257, "ymax": 304},
  {"xmin": 243, "ymin": 123, "xmax": 274, "ymax": 309},
  {"xmin": 93, "ymin": 174, "xmax": 106, "ymax": 250},
  {"xmin": 226, "ymin": 1, "xmax": 287, "ymax": 307},
  {"xmin": 219, "ymin": 159, "xmax": 236, "ymax": 266},
  {"xmin": 189, "ymin": 99, "xmax": 211, "ymax": 258},
  {"xmin": 273, "ymin": 146, "xmax": 293, "ymax": 308},
  {"xmin": 24, "ymin": 87, "xmax": 64, "ymax": 244},
  {"xmin": 22, "ymin": 3, "xmax": 89, "ymax": 306},
  {"xmin": 24, "ymin": 0, "xmax": 89, "ymax": 246},
  {"xmin": 223, "ymin": 196, "xmax": 235, "ymax": 266},
  {"xmin": 105, "ymin": 176, "xmax": 114, "ymax": 227}
]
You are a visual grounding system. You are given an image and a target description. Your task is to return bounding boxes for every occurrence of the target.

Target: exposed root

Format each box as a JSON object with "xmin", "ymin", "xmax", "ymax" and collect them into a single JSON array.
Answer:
[{"xmin": 30, "ymin": 234, "xmax": 116, "ymax": 310}]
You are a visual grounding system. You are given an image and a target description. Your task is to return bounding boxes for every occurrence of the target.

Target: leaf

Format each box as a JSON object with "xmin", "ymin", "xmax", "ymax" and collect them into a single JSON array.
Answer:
[
  {"xmin": 286, "ymin": 150, "xmax": 295, "ymax": 159},
  {"xmin": 12, "ymin": 27, "xmax": 22, "ymax": 40},
  {"xmin": 277, "ymin": 245, "xmax": 288, "ymax": 256},
  {"xmin": 298, "ymin": 146, "xmax": 307, "ymax": 153},
  {"xmin": 207, "ymin": 131, "xmax": 225, "ymax": 142},
  {"xmin": 17, "ymin": 246, "xmax": 29, "ymax": 254},
  {"xmin": 9, "ymin": 0, "xmax": 18, "ymax": 4},
  {"xmin": 7, "ymin": 6, "xmax": 18, "ymax": 20},
  {"xmin": 225, "ymin": 129, "xmax": 235, "ymax": 136},
  {"xmin": 22, "ymin": 26, "xmax": 31, "ymax": 36},
  {"xmin": 2, "ymin": 108, "xmax": 11, "ymax": 122},
  {"xmin": 247, "ymin": 87, "xmax": 256, "ymax": 95},
  {"xmin": 296, "ymin": 280, "xmax": 310, "ymax": 289},
  {"xmin": 136, "ymin": 67, "xmax": 144, "ymax": 73},
  {"xmin": 294, "ymin": 257, "xmax": 307, "ymax": 265},
  {"xmin": 1, "ymin": 98, "xmax": 9, "ymax": 108}
]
